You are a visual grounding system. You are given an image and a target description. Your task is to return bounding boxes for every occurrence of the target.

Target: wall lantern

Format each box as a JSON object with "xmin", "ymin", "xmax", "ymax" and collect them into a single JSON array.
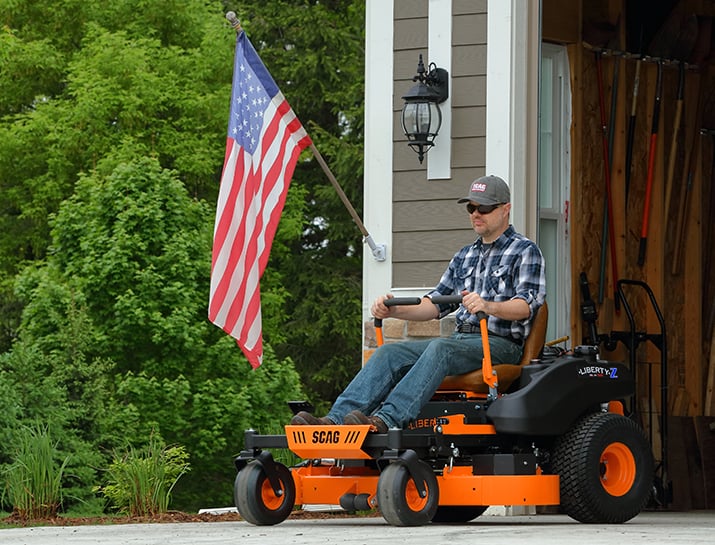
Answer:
[{"xmin": 401, "ymin": 54, "xmax": 449, "ymax": 163}]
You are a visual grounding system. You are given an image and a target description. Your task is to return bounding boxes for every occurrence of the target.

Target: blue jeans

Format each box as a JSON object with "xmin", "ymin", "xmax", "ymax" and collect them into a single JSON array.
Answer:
[{"xmin": 327, "ymin": 333, "xmax": 523, "ymax": 428}]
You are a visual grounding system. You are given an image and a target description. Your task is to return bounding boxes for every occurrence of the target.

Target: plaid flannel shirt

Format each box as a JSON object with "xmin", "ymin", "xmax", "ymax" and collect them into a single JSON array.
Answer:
[{"xmin": 425, "ymin": 225, "xmax": 546, "ymax": 341}]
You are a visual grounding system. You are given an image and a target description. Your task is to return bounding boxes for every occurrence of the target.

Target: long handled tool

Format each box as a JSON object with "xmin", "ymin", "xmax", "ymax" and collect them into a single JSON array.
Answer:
[
  {"xmin": 663, "ymin": 62, "xmax": 685, "ymax": 220},
  {"xmin": 625, "ymin": 57, "xmax": 642, "ymax": 200},
  {"xmin": 671, "ymin": 74, "xmax": 704, "ymax": 275},
  {"xmin": 598, "ymin": 54, "xmax": 620, "ymax": 304},
  {"xmin": 671, "ymin": 129, "xmax": 702, "ymax": 274},
  {"xmin": 704, "ymin": 130, "xmax": 715, "ymax": 416},
  {"xmin": 594, "ymin": 51, "xmax": 620, "ymax": 306},
  {"xmin": 637, "ymin": 61, "xmax": 663, "ymax": 266}
]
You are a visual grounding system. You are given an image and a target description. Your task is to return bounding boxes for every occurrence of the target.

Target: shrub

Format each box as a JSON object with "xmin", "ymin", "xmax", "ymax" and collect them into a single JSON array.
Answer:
[{"xmin": 97, "ymin": 435, "xmax": 190, "ymax": 517}]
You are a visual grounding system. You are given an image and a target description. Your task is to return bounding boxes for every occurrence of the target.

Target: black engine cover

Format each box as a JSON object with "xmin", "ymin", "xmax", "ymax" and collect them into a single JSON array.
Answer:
[{"xmin": 486, "ymin": 353, "xmax": 634, "ymax": 435}]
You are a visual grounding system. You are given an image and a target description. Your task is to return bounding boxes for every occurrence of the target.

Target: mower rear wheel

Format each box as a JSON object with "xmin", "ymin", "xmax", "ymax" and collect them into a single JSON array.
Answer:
[
  {"xmin": 234, "ymin": 461, "xmax": 295, "ymax": 525},
  {"xmin": 377, "ymin": 460, "xmax": 438, "ymax": 526},
  {"xmin": 552, "ymin": 412, "xmax": 653, "ymax": 523},
  {"xmin": 431, "ymin": 505, "xmax": 487, "ymax": 523}
]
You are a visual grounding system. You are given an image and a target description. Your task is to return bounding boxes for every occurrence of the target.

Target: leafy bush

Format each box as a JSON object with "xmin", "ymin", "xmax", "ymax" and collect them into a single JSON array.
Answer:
[
  {"xmin": 97, "ymin": 435, "xmax": 190, "ymax": 517},
  {"xmin": 3, "ymin": 425, "xmax": 69, "ymax": 520},
  {"xmin": 0, "ymin": 301, "xmax": 120, "ymax": 514},
  {"xmin": 112, "ymin": 343, "xmax": 305, "ymax": 510}
]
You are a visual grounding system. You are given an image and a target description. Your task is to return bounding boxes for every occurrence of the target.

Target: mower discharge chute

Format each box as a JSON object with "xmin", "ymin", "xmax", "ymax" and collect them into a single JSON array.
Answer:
[{"xmin": 233, "ymin": 295, "xmax": 654, "ymax": 526}]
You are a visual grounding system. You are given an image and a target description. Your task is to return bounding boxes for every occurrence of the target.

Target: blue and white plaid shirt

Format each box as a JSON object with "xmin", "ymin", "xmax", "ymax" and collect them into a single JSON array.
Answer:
[{"xmin": 425, "ymin": 225, "xmax": 546, "ymax": 341}]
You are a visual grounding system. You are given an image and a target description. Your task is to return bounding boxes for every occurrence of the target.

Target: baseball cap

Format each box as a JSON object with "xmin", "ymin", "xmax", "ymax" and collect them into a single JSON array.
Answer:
[{"xmin": 457, "ymin": 175, "xmax": 511, "ymax": 206}]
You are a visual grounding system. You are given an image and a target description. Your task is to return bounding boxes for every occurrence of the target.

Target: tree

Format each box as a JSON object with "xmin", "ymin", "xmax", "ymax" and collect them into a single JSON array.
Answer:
[
  {"xmin": 0, "ymin": 0, "xmax": 235, "ymax": 349},
  {"xmin": 6, "ymin": 157, "xmax": 306, "ymax": 509},
  {"xmin": 232, "ymin": 0, "xmax": 366, "ymax": 404},
  {"xmin": 0, "ymin": 0, "xmax": 366, "ymax": 509}
]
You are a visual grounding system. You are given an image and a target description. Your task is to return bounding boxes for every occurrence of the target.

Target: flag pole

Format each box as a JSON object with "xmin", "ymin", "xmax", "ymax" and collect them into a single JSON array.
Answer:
[
  {"xmin": 224, "ymin": 11, "xmax": 386, "ymax": 262},
  {"xmin": 308, "ymin": 143, "xmax": 386, "ymax": 261}
]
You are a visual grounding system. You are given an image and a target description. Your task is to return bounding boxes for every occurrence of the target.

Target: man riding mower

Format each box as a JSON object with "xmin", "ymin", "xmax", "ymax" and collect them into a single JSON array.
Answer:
[{"xmin": 233, "ymin": 295, "xmax": 654, "ymax": 527}]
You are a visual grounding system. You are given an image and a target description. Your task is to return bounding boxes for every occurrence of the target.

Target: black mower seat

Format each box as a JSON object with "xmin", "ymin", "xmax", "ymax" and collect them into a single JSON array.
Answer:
[{"xmin": 438, "ymin": 302, "xmax": 548, "ymax": 394}]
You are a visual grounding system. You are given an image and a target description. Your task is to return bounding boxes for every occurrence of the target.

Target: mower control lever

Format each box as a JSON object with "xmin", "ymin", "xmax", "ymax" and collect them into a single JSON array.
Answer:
[
  {"xmin": 374, "ymin": 294, "xmax": 488, "ymax": 330},
  {"xmin": 430, "ymin": 294, "xmax": 487, "ymax": 322}
]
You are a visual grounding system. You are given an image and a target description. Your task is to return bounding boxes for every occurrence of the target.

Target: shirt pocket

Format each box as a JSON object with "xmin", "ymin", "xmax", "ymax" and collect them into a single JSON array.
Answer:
[
  {"xmin": 457, "ymin": 266, "xmax": 475, "ymax": 292},
  {"xmin": 487, "ymin": 265, "xmax": 512, "ymax": 297}
]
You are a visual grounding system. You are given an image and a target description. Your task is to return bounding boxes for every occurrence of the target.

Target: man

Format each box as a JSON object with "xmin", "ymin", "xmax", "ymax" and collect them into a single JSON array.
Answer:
[{"xmin": 292, "ymin": 175, "xmax": 546, "ymax": 432}]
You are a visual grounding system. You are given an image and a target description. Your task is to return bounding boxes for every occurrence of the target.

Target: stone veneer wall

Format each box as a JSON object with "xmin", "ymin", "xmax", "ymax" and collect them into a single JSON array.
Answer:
[{"xmin": 362, "ymin": 315, "xmax": 457, "ymax": 365}]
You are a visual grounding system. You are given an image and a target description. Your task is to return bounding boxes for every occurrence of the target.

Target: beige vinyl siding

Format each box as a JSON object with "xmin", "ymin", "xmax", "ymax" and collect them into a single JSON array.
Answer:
[{"xmin": 392, "ymin": 0, "xmax": 488, "ymax": 288}]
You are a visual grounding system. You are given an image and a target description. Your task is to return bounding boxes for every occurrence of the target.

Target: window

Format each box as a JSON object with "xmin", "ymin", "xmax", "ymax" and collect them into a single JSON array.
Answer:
[{"xmin": 538, "ymin": 43, "xmax": 571, "ymax": 343}]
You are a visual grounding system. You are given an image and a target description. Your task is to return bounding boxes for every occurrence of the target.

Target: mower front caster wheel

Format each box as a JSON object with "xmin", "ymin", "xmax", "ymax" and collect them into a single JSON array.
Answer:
[
  {"xmin": 377, "ymin": 460, "xmax": 438, "ymax": 526},
  {"xmin": 234, "ymin": 460, "xmax": 295, "ymax": 525}
]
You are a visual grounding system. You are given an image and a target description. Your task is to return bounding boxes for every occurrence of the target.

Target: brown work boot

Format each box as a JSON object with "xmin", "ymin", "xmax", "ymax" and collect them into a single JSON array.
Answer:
[
  {"xmin": 344, "ymin": 410, "xmax": 388, "ymax": 433},
  {"xmin": 290, "ymin": 411, "xmax": 334, "ymax": 425}
]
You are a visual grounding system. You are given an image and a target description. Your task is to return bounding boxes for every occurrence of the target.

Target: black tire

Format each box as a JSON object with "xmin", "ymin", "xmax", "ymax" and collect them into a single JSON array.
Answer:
[
  {"xmin": 377, "ymin": 461, "xmax": 439, "ymax": 526},
  {"xmin": 431, "ymin": 505, "xmax": 487, "ymax": 523},
  {"xmin": 551, "ymin": 412, "xmax": 653, "ymax": 523},
  {"xmin": 234, "ymin": 461, "xmax": 295, "ymax": 525}
]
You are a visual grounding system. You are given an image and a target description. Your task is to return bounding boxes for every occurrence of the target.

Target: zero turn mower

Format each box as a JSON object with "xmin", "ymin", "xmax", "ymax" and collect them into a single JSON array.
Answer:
[{"xmin": 233, "ymin": 295, "xmax": 654, "ymax": 526}]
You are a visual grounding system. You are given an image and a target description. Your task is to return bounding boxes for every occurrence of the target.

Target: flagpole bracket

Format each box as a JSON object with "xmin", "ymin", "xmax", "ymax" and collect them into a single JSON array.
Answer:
[{"xmin": 364, "ymin": 235, "xmax": 386, "ymax": 262}]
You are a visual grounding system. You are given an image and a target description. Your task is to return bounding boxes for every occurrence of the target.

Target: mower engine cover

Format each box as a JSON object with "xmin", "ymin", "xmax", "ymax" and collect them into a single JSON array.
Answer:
[{"xmin": 486, "ymin": 350, "xmax": 634, "ymax": 436}]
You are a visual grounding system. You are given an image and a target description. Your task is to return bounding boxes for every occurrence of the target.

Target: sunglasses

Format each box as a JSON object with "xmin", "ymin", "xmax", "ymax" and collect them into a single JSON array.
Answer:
[{"xmin": 466, "ymin": 203, "xmax": 503, "ymax": 215}]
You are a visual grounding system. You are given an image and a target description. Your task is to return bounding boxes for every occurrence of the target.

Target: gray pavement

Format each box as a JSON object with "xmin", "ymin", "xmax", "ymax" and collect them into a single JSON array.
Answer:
[{"xmin": 1, "ymin": 511, "xmax": 713, "ymax": 545}]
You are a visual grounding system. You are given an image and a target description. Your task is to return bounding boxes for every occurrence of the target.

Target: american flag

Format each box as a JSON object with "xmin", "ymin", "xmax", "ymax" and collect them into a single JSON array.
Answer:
[{"xmin": 209, "ymin": 30, "xmax": 311, "ymax": 368}]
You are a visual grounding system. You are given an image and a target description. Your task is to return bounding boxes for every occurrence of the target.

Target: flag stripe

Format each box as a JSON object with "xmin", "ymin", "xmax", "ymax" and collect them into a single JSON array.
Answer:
[
  {"xmin": 210, "ymin": 98, "xmax": 297, "ymax": 324},
  {"xmin": 209, "ymin": 30, "xmax": 311, "ymax": 368},
  {"xmin": 226, "ymin": 126, "xmax": 303, "ymax": 334}
]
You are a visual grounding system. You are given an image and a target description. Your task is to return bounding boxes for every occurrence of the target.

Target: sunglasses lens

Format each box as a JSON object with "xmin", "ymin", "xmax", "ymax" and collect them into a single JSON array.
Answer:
[{"xmin": 467, "ymin": 203, "xmax": 500, "ymax": 214}]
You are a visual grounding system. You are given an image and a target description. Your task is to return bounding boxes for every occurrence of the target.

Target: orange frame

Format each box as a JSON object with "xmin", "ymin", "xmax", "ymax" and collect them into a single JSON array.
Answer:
[{"xmin": 289, "ymin": 462, "xmax": 560, "ymax": 507}]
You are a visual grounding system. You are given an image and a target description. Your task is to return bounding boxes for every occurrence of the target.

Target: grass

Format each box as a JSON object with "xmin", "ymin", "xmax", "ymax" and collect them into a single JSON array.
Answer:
[
  {"xmin": 96, "ymin": 436, "xmax": 190, "ymax": 517},
  {"xmin": 2, "ymin": 425, "xmax": 69, "ymax": 521}
]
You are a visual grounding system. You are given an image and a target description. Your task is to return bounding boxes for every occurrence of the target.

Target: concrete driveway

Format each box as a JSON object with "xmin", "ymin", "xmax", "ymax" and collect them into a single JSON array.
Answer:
[{"xmin": 1, "ymin": 511, "xmax": 713, "ymax": 545}]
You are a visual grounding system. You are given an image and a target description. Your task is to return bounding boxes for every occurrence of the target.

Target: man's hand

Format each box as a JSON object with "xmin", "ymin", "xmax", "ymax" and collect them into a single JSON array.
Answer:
[
  {"xmin": 371, "ymin": 294, "xmax": 440, "ymax": 322},
  {"xmin": 461, "ymin": 290, "xmax": 486, "ymax": 314},
  {"xmin": 461, "ymin": 290, "xmax": 531, "ymax": 321},
  {"xmin": 371, "ymin": 294, "xmax": 394, "ymax": 320}
]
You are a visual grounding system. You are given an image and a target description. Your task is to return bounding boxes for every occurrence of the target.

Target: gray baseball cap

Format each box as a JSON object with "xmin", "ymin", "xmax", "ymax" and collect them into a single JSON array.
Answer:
[{"xmin": 457, "ymin": 175, "xmax": 511, "ymax": 205}]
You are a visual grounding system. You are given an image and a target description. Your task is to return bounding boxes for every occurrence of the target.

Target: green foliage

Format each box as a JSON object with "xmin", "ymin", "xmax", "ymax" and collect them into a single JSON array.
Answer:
[
  {"xmin": 232, "ymin": 0, "xmax": 367, "ymax": 402},
  {"xmin": 0, "ymin": 0, "xmax": 364, "ymax": 512},
  {"xmin": 109, "ymin": 343, "xmax": 303, "ymax": 508},
  {"xmin": 0, "ymin": 0, "xmax": 232, "ymax": 272},
  {"xmin": 46, "ymin": 157, "xmax": 215, "ymax": 378},
  {"xmin": 0, "ymin": 307, "xmax": 120, "ymax": 512},
  {"xmin": 3, "ymin": 156, "xmax": 306, "ymax": 510},
  {"xmin": 2, "ymin": 425, "xmax": 69, "ymax": 520},
  {"xmin": 97, "ymin": 436, "xmax": 190, "ymax": 517}
]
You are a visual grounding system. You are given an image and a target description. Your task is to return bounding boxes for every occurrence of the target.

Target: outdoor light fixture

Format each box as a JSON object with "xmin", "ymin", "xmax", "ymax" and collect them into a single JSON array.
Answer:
[{"xmin": 401, "ymin": 54, "xmax": 449, "ymax": 163}]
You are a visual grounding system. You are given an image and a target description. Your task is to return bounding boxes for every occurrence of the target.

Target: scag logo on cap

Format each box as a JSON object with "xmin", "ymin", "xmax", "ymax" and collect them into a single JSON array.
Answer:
[{"xmin": 471, "ymin": 182, "xmax": 487, "ymax": 192}]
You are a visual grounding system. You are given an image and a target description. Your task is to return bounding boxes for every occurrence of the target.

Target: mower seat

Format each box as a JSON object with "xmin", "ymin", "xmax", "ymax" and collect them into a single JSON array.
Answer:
[{"xmin": 437, "ymin": 302, "xmax": 548, "ymax": 394}]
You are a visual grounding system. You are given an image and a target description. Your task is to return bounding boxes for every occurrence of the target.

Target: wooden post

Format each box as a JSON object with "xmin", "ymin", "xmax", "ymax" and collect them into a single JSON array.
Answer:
[
  {"xmin": 568, "ymin": 41, "xmax": 585, "ymax": 346},
  {"xmin": 684, "ymin": 135, "xmax": 703, "ymax": 415}
]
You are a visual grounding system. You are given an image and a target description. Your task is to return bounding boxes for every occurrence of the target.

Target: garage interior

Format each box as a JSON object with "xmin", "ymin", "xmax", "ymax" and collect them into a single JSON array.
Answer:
[{"xmin": 542, "ymin": 0, "xmax": 715, "ymax": 509}]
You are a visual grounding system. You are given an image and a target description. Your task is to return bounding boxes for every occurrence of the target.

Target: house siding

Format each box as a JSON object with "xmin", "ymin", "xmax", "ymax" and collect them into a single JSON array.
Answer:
[{"xmin": 392, "ymin": 0, "xmax": 488, "ymax": 288}]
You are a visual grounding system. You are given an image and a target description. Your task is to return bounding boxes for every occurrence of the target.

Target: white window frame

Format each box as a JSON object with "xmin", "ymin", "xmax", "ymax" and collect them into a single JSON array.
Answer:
[{"xmin": 538, "ymin": 43, "xmax": 572, "ymax": 343}]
